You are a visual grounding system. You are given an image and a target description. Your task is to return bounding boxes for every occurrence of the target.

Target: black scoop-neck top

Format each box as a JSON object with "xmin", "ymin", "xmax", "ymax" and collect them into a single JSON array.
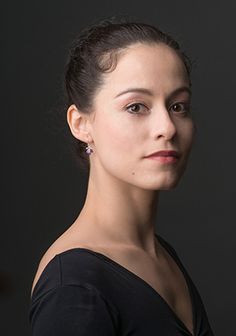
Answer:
[{"xmin": 29, "ymin": 234, "xmax": 214, "ymax": 336}]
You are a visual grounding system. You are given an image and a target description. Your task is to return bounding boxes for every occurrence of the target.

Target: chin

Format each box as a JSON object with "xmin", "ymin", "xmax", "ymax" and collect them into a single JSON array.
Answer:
[
  {"xmin": 139, "ymin": 174, "xmax": 182, "ymax": 191},
  {"xmin": 159, "ymin": 181, "xmax": 179, "ymax": 190}
]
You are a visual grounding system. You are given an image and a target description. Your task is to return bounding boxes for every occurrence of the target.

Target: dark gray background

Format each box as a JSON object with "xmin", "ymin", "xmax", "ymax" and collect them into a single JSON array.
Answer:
[{"xmin": 2, "ymin": 0, "xmax": 235, "ymax": 335}]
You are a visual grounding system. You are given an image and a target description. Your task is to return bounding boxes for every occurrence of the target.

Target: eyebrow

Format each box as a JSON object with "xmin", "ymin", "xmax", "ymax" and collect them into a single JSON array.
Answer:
[{"xmin": 114, "ymin": 86, "xmax": 192, "ymax": 99}]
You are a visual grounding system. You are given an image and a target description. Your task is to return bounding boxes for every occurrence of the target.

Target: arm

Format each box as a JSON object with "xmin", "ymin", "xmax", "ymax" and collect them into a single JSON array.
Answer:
[{"xmin": 29, "ymin": 284, "xmax": 119, "ymax": 336}]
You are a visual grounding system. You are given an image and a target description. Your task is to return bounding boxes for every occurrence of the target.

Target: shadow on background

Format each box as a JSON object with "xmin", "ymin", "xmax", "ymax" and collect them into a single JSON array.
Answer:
[{"xmin": 2, "ymin": 0, "xmax": 236, "ymax": 335}]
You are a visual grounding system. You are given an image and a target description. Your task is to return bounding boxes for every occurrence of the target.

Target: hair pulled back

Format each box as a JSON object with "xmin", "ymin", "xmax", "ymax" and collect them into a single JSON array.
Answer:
[{"xmin": 64, "ymin": 17, "xmax": 192, "ymax": 170}]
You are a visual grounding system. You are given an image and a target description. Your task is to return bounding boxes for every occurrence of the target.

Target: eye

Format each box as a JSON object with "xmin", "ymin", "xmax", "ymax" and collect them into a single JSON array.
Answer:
[
  {"xmin": 170, "ymin": 102, "xmax": 190, "ymax": 115},
  {"xmin": 126, "ymin": 103, "xmax": 149, "ymax": 115}
]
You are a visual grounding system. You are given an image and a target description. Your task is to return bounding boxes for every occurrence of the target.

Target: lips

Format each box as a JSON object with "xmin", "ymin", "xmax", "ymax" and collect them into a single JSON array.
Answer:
[{"xmin": 145, "ymin": 150, "xmax": 179, "ymax": 158}]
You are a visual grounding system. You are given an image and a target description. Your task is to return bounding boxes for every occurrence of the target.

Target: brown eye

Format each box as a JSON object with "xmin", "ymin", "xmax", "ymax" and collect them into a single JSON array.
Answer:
[
  {"xmin": 170, "ymin": 102, "xmax": 189, "ymax": 114},
  {"xmin": 126, "ymin": 103, "xmax": 148, "ymax": 114}
]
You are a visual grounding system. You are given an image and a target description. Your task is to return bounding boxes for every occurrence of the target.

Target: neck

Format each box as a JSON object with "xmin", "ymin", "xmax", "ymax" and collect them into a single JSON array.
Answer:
[{"xmin": 76, "ymin": 165, "xmax": 160, "ymax": 253}]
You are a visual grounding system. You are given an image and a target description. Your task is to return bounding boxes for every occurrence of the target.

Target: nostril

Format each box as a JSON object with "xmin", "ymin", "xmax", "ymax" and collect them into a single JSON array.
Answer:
[{"xmin": 156, "ymin": 120, "xmax": 177, "ymax": 140}]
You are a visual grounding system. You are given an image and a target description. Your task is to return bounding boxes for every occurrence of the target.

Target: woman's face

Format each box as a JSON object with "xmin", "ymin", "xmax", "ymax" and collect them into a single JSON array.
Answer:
[{"xmin": 88, "ymin": 43, "xmax": 195, "ymax": 190}]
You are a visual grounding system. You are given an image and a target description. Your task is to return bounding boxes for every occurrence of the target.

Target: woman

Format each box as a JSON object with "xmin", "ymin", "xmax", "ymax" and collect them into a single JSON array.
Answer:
[{"xmin": 29, "ymin": 18, "xmax": 214, "ymax": 336}]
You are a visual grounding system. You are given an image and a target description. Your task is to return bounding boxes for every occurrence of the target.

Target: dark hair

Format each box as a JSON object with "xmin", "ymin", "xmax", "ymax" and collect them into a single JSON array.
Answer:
[{"xmin": 64, "ymin": 17, "xmax": 192, "ymax": 171}]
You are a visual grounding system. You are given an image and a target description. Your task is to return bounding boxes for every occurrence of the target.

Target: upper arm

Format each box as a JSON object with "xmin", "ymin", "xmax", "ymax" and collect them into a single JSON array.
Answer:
[{"xmin": 29, "ymin": 284, "xmax": 119, "ymax": 336}]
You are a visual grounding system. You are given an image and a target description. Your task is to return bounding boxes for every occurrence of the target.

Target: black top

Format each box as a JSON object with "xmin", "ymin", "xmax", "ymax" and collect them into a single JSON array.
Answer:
[{"xmin": 29, "ymin": 234, "xmax": 214, "ymax": 336}]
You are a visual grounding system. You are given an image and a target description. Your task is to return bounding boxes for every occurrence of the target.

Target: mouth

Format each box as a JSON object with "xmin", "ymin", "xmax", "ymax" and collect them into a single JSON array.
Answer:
[
  {"xmin": 145, "ymin": 156, "xmax": 179, "ymax": 163},
  {"xmin": 144, "ymin": 150, "xmax": 180, "ymax": 163}
]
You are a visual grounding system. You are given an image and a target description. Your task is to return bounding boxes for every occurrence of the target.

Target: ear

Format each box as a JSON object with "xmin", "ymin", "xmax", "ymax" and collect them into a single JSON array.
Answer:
[{"xmin": 67, "ymin": 104, "xmax": 93, "ymax": 143}]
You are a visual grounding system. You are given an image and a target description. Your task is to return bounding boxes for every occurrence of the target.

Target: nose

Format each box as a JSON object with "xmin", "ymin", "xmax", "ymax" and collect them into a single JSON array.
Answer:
[{"xmin": 150, "ymin": 105, "xmax": 177, "ymax": 140}]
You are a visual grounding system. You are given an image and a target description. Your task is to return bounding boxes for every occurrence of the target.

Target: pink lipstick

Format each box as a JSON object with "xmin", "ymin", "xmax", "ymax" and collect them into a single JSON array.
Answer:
[{"xmin": 144, "ymin": 150, "xmax": 179, "ymax": 163}]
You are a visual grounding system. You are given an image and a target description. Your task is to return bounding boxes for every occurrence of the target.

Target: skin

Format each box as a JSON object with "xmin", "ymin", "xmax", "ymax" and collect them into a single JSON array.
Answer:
[
  {"xmin": 31, "ymin": 43, "xmax": 195, "ymax": 334},
  {"xmin": 66, "ymin": 42, "xmax": 195, "ymax": 251}
]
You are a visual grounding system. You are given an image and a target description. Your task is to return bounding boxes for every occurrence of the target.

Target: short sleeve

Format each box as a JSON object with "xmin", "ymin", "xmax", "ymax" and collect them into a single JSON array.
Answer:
[{"xmin": 29, "ymin": 284, "xmax": 119, "ymax": 336}]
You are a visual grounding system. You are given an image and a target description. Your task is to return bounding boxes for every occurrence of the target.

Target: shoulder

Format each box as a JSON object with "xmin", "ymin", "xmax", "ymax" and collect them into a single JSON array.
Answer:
[
  {"xmin": 29, "ymin": 268, "xmax": 119, "ymax": 335},
  {"xmin": 31, "ymin": 248, "xmax": 57, "ymax": 297},
  {"xmin": 31, "ymin": 239, "xmax": 70, "ymax": 298},
  {"xmin": 30, "ymin": 230, "xmax": 92, "ymax": 297},
  {"xmin": 29, "ymin": 245, "xmax": 120, "ymax": 335},
  {"xmin": 30, "ymin": 243, "xmax": 118, "ymax": 303}
]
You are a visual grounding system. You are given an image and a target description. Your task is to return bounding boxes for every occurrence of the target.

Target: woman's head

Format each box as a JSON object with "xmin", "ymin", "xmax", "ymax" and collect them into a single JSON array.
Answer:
[{"xmin": 65, "ymin": 18, "xmax": 195, "ymax": 190}]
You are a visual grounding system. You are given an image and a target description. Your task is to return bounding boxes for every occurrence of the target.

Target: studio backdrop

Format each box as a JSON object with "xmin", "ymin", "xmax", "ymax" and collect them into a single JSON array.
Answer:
[{"xmin": 2, "ymin": 1, "xmax": 236, "ymax": 335}]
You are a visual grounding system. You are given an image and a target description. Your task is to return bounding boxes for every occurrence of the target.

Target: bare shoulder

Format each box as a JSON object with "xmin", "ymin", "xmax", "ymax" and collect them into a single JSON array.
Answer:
[
  {"xmin": 30, "ymin": 231, "xmax": 90, "ymax": 297},
  {"xmin": 31, "ymin": 243, "xmax": 61, "ymax": 295}
]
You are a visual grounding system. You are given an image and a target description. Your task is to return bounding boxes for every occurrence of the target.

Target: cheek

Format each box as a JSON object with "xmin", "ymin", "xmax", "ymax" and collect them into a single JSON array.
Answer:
[
  {"xmin": 179, "ymin": 119, "xmax": 195, "ymax": 151},
  {"xmin": 93, "ymin": 114, "xmax": 144, "ymax": 167},
  {"xmin": 94, "ymin": 116, "xmax": 129, "ymax": 154}
]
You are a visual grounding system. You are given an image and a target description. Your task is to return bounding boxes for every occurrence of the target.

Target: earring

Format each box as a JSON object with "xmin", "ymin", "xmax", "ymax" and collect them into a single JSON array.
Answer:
[{"xmin": 85, "ymin": 144, "xmax": 94, "ymax": 155}]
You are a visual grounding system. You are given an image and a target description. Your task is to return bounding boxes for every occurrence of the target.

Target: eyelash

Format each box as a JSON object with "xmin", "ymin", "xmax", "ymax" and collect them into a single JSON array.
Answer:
[
  {"xmin": 125, "ymin": 102, "xmax": 190, "ymax": 116},
  {"xmin": 126, "ymin": 102, "xmax": 148, "ymax": 115},
  {"xmin": 170, "ymin": 102, "xmax": 191, "ymax": 115}
]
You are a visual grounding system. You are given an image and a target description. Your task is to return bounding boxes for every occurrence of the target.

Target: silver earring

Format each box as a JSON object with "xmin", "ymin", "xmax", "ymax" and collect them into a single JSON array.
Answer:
[{"xmin": 85, "ymin": 144, "xmax": 93, "ymax": 155}]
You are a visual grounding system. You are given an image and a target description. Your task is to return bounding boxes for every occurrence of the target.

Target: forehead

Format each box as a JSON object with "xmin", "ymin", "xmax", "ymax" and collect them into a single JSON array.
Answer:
[{"xmin": 97, "ymin": 43, "xmax": 189, "ymax": 97}]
